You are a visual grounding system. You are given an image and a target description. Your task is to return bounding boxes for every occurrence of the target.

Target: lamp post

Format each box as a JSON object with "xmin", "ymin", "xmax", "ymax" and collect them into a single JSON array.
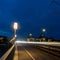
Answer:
[
  {"xmin": 13, "ymin": 22, "xmax": 18, "ymax": 37},
  {"xmin": 42, "ymin": 28, "xmax": 46, "ymax": 36}
]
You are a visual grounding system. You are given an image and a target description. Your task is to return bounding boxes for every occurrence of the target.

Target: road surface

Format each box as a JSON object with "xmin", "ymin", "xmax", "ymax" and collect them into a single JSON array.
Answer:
[{"xmin": 15, "ymin": 44, "xmax": 60, "ymax": 60}]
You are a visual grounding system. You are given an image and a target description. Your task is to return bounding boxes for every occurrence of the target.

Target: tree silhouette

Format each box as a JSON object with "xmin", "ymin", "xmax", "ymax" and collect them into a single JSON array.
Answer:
[
  {"xmin": 48, "ymin": 0, "xmax": 60, "ymax": 14},
  {"xmin": 49, "ymin": 0, "xmax": 60, "ymax": 6}
]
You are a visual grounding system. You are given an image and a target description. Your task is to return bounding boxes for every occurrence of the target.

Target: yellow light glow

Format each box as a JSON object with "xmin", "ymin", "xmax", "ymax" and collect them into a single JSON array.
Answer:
[
  {"xmin": 13, "ymin": 22, "xmax": 18, "ymax": 30},
  {"xmin": 15, "ymin": 34, "xmax": 17, "ymax": 37}
]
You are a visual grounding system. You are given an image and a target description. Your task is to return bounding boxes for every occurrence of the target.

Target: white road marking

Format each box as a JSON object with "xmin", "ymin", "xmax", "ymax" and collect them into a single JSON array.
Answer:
[{"xmin": 24, "ymin": 48, "xmax": 35, "ymax": 60}]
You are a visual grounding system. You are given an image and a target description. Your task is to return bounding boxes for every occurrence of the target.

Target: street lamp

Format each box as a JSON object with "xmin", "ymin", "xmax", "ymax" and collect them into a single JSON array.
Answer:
[
  {"xmin": 41, "ymin": 28, "xmax": 46, "ymax": 36},
  {"xmin": 15, "ymin": 34, "xmax": 17, "ymax": 38},
  {"xmin": 42, "ymin": 28, "xmax": 46, "ymax": 32},
  {"xmin": 29, "ymin": 33, "xmax": 32, "ymax": 36},
  {"xmin": 13, "ymin": 22, "xmax": 18, "ymax": 37}
]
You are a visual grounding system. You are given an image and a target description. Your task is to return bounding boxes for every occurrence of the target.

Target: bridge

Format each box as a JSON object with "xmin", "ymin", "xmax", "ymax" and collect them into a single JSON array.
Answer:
[{"xmin": 0, "ymin": 39, "xmax": 60, "ymax": 60}]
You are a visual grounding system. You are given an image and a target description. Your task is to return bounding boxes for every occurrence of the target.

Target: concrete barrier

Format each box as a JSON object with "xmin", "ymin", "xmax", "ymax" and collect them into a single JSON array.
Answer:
[{"xmin": 0, "ymin": 45, "xmax": 14, "ymax": 60}]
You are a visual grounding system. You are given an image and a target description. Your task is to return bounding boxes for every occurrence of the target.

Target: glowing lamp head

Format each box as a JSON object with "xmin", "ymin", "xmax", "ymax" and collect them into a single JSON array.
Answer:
[
  {"xmin": 13, "ymin": 22, "xmax": 18, "ymax": 30},
  {"xmin": 15, "ymin": 34, "xmax": 17, "ymax": 37},
  {"xmin": 42, "ymin": 29, "xmax": 46, "ymax": 32},
  {"xmin": 29, "ymin": 33, "xmax": 32, "ymax": 36}
]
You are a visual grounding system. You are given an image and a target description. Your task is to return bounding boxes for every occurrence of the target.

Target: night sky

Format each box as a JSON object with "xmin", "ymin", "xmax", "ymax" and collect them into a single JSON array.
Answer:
[{"xmin": 0, "ymin": 0, "xmax": 60, "ymax": 39}]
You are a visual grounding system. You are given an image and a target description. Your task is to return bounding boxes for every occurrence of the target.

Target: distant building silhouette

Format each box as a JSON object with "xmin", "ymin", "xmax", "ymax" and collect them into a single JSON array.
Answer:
[
  {"xmin": 26, "ymin": 33, "xmax": 57, "ymax": 42},
  {"xmin": 0, "ymin": 36, "xmax": 10, "ymax": 44},
  {"xmin": 26, "ymin": 35, "xmax": 35, "ymax": 41},
  {"xmin": 39, "ymin": 35, "xmax": 48, "ymax": 42}
]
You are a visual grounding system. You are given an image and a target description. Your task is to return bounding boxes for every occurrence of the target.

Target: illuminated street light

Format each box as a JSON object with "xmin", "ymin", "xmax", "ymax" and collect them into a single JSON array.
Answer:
[
  {"xmin": 29, "ymin": 33, "xmax": 32, "ymax": 36},
  {"xmin": 42, "ymin": 28, "xmax": 46, "ymax": 32},
  {"xmin": 13, "ymin": 22, "xmax": 18, "ymax": 37},
  {"xmin": 15, "ymin": 34, "xmax": 17, "ymax": 38},
  {"xmin": 13, "ymin": 22, "xmax": 18, "ymax": 30},
  {"xmin": 41, "ymin": 28, "xmax": 46, "ymax": 36}
]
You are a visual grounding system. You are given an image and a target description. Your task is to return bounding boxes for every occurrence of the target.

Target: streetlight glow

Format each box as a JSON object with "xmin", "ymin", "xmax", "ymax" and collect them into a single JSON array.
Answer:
[
  {"xmin": 13, "ymin": 22, "xmax": 18, "ymax": 30},
  {"xmin": 42, "ymin": 29, "xmax": 46, "ymax": 32},
  {"xmin": 15, "ymin": 34, "xmax": 17, "ymax": 37},
  {"xmin": 13, "ymin": 22, "xmax": 18, "ymax": 37},
  {"xmin": 29, "ymin": 33, "xmax": 32, "ymax": 36}
]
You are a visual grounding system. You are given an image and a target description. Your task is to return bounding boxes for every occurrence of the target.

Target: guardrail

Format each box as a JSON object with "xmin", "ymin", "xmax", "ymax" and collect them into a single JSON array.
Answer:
[
  {"xmin": 0, "ymin": 45, "xmax": 14, "ymax": 60},
  {"xmin": 39, "ymin": 46, "xmax": 60, "ymax": 57}
]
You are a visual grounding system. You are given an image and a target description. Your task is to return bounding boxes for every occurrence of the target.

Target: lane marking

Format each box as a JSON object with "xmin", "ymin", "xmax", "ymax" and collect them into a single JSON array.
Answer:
[
  {"xmin": 13, "ymin": 45, "xmax": 18, "ymax": 60},
  {"xmin": 24, "ymin": 48, "xmax": 35, "ymax": 60}
]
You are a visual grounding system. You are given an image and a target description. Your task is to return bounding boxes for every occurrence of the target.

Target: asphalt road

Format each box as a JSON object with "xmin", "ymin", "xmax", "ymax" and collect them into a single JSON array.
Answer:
[{"xmin": 17, "ymin": 44, "xmax": 60, "ymax": 60}]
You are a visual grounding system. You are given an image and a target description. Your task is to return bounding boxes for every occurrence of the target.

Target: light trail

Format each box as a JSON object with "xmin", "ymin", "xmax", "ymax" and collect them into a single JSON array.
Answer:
[{"xmin": 15, "ymin": 41, "xmax": 60, "ymax": 46}]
